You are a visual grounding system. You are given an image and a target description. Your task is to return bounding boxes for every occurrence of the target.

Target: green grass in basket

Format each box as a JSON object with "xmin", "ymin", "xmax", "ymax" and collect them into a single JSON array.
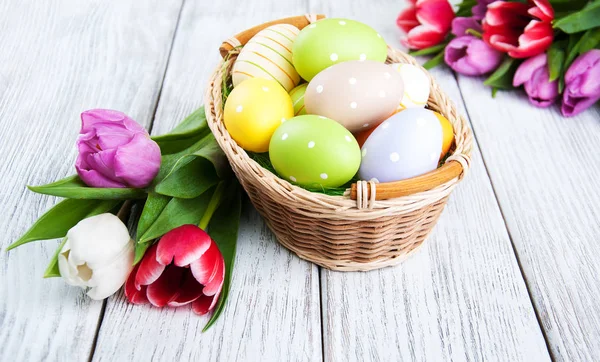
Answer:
[{"xmin": 248, "ymin": 152, "xmax": 356, "ymax": 196}]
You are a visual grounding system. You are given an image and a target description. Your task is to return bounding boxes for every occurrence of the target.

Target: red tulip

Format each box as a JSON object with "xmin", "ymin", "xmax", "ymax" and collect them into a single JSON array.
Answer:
[
  {"xmin": 125, "ymin": 224, "xmax": 225, "ymax": 315},
  {"xmin": 482, "ymin": 0, "xmax": 554, "ymax": 58},
  {"xmin": 396, "ymin": 0, "xmax": 455, "ymax": 50}
]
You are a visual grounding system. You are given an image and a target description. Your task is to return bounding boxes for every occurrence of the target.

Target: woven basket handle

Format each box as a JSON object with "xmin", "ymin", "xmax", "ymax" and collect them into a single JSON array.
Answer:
[
  {"xmin": 219, "ymin": 14, "xmax": 326, "ymax": 58},
  {"xmin": 350, "ymin": 158, "xmax": 469, "ymax": 201}
]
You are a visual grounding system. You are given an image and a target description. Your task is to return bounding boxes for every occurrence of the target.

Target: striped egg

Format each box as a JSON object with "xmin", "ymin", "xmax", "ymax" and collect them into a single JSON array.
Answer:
[
  {"xmin": 289, "ymin": 83, "xmax": 308, "ymax": 116},
  {"xmin": 232, "ymin": 24, "xmax": 301, "ymax": 92}
]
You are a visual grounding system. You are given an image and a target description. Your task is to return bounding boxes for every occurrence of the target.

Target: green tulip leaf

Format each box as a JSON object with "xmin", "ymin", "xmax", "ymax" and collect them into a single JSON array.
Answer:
[
  {"xmin": 409, "ymin": 43, "xmax": 447, "ymax": 57},
  {"xmin": 137, "ymin": 192, "xmax": 171, "ymax": 238},
  {"xmin": 155, "ymin": 158, "xmax": 221, "ymax": 199},
  {"xmin": 6, "ymin": 199, "xmax": 120, "ymax": 251},
  {"xmin": 422, "ymin": 50, "xmax": 445, "ymax": 70},
  {"xmin": 456, "ymin": 0, "xmax": 477, "ymax": 17},
  {"xmin": 484, "ymin": 57, "xmax": 520, "ymax": 90},
  {"xmin": 43, "ymin": 237, "xmax": 68, "ymax": 278},
  {"xmin": 203, "ymin": 179, "xmax": 242, "ymax": 332},
  {"xmin": 151, "ymin": 106, "xmax": 211, "ymax": 155},
  {"xmin": 134, "ymin": 240, "xmax": 153, "ymax": 265},
  {"xmin": 553, "ymin": 2, "xmax": 600, "ymax": 34},
  {"xmin": 549, "ymin": 0, "xmax": 589, "ymax": 14},
  {"xmin": 138, "ymin": 189, "xmax": 214, "ymax": 244},
  {"xmin": 548, "ymin": 40, "xmax": 567, "ymax": 81},
  {"xmin": 28, "ymin": 175, "xmax": 146, "ymax": 200}
]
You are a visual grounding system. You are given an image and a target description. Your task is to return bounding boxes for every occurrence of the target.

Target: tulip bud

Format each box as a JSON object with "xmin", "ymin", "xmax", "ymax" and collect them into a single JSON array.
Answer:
[
  {"xmin": 513, "ymin": 53, "xmax": 559, "ymax": 108},
  {"xmin": 75, "ymin": 109, "xmax": 161, "ymax": 189},
  {"xmin": 396, "ymin": 0, "xmax": 455, "ymax": 50},
  {"xmin": 562, "ymin": 50, "xmax": 600, "ymax": 117},
  {"xmin": 444, "ymin": 36, "xmax": 503, "ymax": 76},
  {"xmin": 58, "ymin": 213, "xmax": 134, "ymax": 300}
]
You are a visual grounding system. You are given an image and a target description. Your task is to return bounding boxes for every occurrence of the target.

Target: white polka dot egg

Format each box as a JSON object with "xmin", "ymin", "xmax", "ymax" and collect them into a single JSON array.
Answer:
[
  {"xmin": 359, "ymin": 108, "xmax": 442, "ymax": 182},
  {"xmin": 390, "ymin": 63, "xmax": 430, "ymax": 110},
  {"xmin": 304, "ymin": 60, "xmax": 405, "ymax": 132},
  {"xmin": 269, "ymin": 115, "xmax": 361, "ymax": 188}
]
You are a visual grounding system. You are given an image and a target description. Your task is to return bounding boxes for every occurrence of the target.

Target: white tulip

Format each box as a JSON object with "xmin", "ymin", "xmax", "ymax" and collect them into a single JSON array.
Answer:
[{"xmin": 58, "ymin": 213, "xmax": 134, "ymax": 300}]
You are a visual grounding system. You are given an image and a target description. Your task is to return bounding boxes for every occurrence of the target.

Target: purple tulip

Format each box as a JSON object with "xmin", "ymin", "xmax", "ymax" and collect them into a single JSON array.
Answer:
[
  {"xmin": 451, "ymin": 17, "xmax": 482, "ymax": 37},
  {"xmin": 562, "ymin": 49, "xmax": 600, "ymax": 117},
  {"xmin": 444, "ymin": 36, "xmax": 503, "ymax": 76},
  {"xmin": 513, "ymin": 53, "xmax": 559, "ymax": 108},
  {"xmin": 75, "ymin": 109, "xmax": 161, "ymax": 188},
  {"xmin": 472, "ymin": 0, "xmax": 497, "ymax": 20}
]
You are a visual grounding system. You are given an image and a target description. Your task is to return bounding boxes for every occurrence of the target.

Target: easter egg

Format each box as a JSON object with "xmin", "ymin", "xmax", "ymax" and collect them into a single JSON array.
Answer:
[
  {"xmin": 232, "ymin": 24, "xmax": 301, "ymax": 92},
  {"xmin": 224, "ymin": 78, "xmax": 293, "ymax": 153},
  {"xmin": 292, "ymin": 18, "xmax": 387, "ymax": 81},
  {"xmin": 390, "ymin": 63, "xmax": 430, "ymax": 110},
  {"xmin": 359, "ymin": 109, "xmax": 442, "ymax": 182},
  {"xmin": 435, "ymin": 112, "xmax": 454, "ymax": 158},
  {"xmin": 269, "ymin": 115, "xmax": 361, "ymax": 188},
  {"xmin": 289, "ymin": 83, "xmax": 308, "ymax": 116},
  {"xmin": 304, "ymin": 60, "xmax": 404, "ymax": 132}
]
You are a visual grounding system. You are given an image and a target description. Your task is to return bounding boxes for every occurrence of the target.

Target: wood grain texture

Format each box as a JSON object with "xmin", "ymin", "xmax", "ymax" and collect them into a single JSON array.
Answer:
[
  {"xmin": 0, "ymin": 0, "xmax": 183, "ymax": 360},
  {"xmin": 311, "ymin": 1, "xmax": 551, "ymax": 360},
  {"xmin": 457, "ymin": 75, "xmax": 600, "ymax": 361},
  {"xmin": 92, "ymin": 1, "xmax": 322, "ymax": 361}
]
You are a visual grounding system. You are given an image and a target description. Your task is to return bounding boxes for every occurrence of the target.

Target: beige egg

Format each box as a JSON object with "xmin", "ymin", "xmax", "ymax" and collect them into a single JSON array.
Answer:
[
  {"xmin": 304, "ymin": 61, "xmax": 404, "ymax": 132},
  {"xmin": 232, "ymin": 24, "xmax": 301, "ymax": 92}
]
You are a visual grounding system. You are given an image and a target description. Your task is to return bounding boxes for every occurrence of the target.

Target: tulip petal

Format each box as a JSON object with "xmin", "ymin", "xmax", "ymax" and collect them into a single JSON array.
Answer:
[
  {"xmin": 513, "ymin": 53, "xmax": 547, "ymax": 87},
  {"xmin": 484, "ymin": 1, "xmax": 529, "ymax": 27},
  {"xmin": 168, "ymin": 270, "xmax": 204, "ymax": 307},
  {"xmin": 396, "ymin": 5, "xmax": 419, "ymax": 33},
  {"xmin": 525, "ymin": 67, "xmax": 558, "ymax": 107},
  {"xmin": 190, "ymin": 240, "xmax": 225, "ymax": 296},
  {"xmin": 95, "ymin": 124, "xmax": 134, "ymax": 149},
  {"xmin": 146, "ymin": 265, "xmax": 185, "ymax": 307},
  {"xmin": 113, "ymin": 133, "xmax": 161, "ymax": 189},
  {"xmin": 191, "ymin": 289, "xmax": 221, "ymax": 316},
  {"xmin": 76, "ymin": 164, "xmax": 126, "ymax": 188},
  {"xmin": 530, "ymin": 0, "xmax": 553, "ymax": 21},
  {"xmin": 81, "ymin": 109, "xmax": 127, "ymax": 134},
  {"xmin": 156, "ymin": 225, "xmax": 212, "ymax": 267},
  {"xmin": 135, "ymin": 243, "xmax": 166, "ymax": 287},
  {"xmin": 405, "ymin": 25, "xmax": 447, "ymax": 49},
  {"xmin": 125, "ymin": 265, "xmax": 149, "ymax": 304},
  {"xmin": 415, "ymin": 0, "xmax": 454, "ymax": 33},
  {"xmin": 87, "ymin": 242, "xmax": 135, "ymax": 300}
]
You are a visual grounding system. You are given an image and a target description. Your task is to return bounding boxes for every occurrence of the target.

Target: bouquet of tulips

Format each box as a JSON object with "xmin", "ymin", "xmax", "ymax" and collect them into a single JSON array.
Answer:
[
  {"xmin": 7, "ymin": 108, "xmax": 241, "ymax": 330},
  {"xmin": 398, "ymin": 0, "xmax": 600, "ymax": 116}
]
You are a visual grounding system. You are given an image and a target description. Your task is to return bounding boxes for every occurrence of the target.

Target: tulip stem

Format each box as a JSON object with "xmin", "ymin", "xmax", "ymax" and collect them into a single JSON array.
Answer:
[
  {"xmin": 466, "ymin": 29, "xmax": 483, "ymax": 38},
  {"xmin": 198, "ymin": 181, "xmax": 226, "ymax": 230}
]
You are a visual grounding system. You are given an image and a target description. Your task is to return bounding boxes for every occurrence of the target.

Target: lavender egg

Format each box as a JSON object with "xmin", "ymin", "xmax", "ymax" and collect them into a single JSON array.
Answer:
[{"xmin": 359, "ymin": 108, "xmax": 442, "ymax": 182}]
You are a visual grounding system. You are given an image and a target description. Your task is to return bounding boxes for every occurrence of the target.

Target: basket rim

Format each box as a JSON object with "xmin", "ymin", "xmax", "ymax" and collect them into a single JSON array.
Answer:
[{"xmin": 204, "ymin": 18, "xmax": 473, "ymax": 213}]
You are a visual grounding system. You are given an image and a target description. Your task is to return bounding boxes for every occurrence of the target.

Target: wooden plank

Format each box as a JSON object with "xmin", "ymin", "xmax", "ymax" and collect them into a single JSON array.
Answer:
[
  {"xmin": 92, "ymin": 1, "xmax": 322, "ymax": 361},
  {"xmin": 457, "ymin": 75, "xmax": 600, "ymax": 361},
  {"xmin": 0, "ymin": 0, "xmax": 183, "ymax": 360},
  {"xmin": 310, "ymin": 1, "xmax": 552, "ymax": 361}
]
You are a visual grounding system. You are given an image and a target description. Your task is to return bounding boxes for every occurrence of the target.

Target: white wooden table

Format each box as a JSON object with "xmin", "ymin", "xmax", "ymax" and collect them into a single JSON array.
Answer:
[{"xmin": 1, "ymin": 0, "xmax": 599, "ymax": 361}]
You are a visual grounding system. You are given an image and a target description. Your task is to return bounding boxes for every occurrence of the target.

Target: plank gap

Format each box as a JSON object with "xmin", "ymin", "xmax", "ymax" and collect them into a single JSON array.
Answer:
[
  {"xmin": 450, "ymin": 71, "xmax": 556, "ymax": 362},
  {"xmin": 87, "ymin": 300, "xmax": 108, "ymax": 362},
  {"xmin": 85, "ymin": 1, "xmax": 188, "ymax": 360},
  {"xmin": 146, "ymin": 0, "xmax": 188, "ymax": 135}
]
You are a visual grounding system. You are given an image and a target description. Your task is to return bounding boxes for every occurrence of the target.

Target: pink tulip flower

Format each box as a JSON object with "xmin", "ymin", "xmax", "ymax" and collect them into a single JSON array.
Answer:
[
  {"xmin": 396, "ymin": 0, "xmax": 455, "ymax": 49},
  {"xmin": 562, "ymin": 50, "xmax": 600, "ymax": 117},
  {"xmin": 75, "ymin": 109, "xmax": 161, "ymax": 188},
  {"xmin": 513, "ymin": 53, "xmax": 559, "ymax": 108}
]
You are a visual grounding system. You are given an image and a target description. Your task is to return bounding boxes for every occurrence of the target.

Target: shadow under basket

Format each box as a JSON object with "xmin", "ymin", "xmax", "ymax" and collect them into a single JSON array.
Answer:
[{"xmin": 205, "ymin": 14, "xmax": 473, "ymax": 271}]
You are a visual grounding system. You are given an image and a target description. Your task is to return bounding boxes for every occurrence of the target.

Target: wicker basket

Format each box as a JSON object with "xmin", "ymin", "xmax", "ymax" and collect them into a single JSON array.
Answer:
[{"xmin": 205, "ymin": 14, "xmax": 473, "ymax": 271}]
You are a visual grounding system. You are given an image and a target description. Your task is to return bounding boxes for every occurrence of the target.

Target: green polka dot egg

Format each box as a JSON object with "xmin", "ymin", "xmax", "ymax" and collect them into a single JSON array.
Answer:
[
  {"xmin": 269, "ymin": 115, "xmax": 361, "ymax": 188},
  {"xmin": 292, "ymin": 18, "xmax": 388, "ymax": 81}
]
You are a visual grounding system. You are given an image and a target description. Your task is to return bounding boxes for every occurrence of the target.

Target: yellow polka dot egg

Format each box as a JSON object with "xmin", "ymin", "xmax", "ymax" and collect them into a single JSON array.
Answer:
[
  {"xmin": 232, "ymin": 24, "xmax": 301, "ymax": 92},
  {"xmin": 224, "ymin": 78, "xmax": 293, "ymax": 153}
]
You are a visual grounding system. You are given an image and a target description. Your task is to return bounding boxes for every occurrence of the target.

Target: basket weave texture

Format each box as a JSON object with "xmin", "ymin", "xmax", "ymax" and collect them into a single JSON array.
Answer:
[{"xmin": 205, "ymin": 17, "xmax": 473, "ymax": 271}]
